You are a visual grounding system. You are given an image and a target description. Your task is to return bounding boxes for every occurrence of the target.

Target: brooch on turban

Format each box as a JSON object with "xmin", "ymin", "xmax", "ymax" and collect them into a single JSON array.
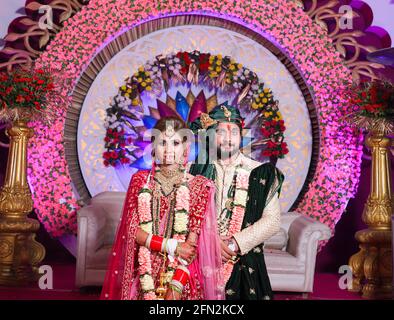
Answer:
[{"xmin": 200, "ymin": 113, "xmax": 218, "ymax": 129}]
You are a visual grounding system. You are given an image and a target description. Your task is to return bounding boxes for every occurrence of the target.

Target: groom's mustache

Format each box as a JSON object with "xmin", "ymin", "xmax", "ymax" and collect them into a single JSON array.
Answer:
[{"xmin": 220, "ymin": 142, "xmax": 236, "ymax": 147}]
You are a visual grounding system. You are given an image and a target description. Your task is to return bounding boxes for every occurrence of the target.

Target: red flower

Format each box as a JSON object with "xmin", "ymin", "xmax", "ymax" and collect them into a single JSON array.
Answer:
[
  {"xmin": 262, "ymin": 150, "xmax": 272, "ymax": 157},
  {"xmin": 199, "ymin": 62, "xmax": 209, "ymax": 72},
  {"xmin": 267, "ymin": 140, "xmax": 277, "ymax": 149},
  {"xmin": 370, "ymin": 87, "xmax": 377, "ymax": 103},
  {"xmin": 120, "ymin": 157, "xmax": 130, "ymax": 164},
  {"xmin": 183, "ymin": 52, "xmax": 192, "ymax": 65},
  {"xmin": 260, "ymin": 128, "xmax": 270, "ymax": 137},
  {"xmin": 103, "ymin": 152, "xmax": 111, "ymax": 160},
  {"xmin": 180, "ymin": 66, "xmax": 188, "ymax": 74},
  {"xmin": 16, "ymin": 95, "xmax": 25, "ymax": 103}
]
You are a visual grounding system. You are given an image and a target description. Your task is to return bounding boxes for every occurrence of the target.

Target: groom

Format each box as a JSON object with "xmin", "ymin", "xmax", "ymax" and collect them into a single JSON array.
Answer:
[{"xmin": 190, "ymin": 102, "xmax": 284, "ymax": 300}]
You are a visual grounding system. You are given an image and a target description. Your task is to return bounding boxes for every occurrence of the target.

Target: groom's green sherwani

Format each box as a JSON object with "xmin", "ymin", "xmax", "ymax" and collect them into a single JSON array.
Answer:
[{"xmin": 190, "ymin": 103, "xmax": 284, "ymax": 300}]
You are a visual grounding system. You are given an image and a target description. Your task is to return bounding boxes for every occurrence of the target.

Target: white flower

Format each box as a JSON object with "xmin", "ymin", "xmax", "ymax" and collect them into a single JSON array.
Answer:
[
  {"xmin": 174, "ymin": 211, "xmax": 188, "ymax": 233},
  {"xmin": 140, "ymin": 274, "xmax": 155, "ymax": 291},
  {"xmin": 140, "ymin": 222, "xmax": 153, "ymax": 233},
  {"xmin": 59, "ymin": 198, "xmax": 66, "ymax": 204},
  {"xmin": 234, "ymin": 189, "xmax": 248, "ymax": 206},
  {"xmin": 152, "ymin": 66, "xmax": 159, "ymax": 72},
  {"xmin": 169, "ymin": 66, "xmax": 174, "ymax": 71},
  {"xmin": 174, "ymin": 57, "xmax": 180, "ymax": 63}
]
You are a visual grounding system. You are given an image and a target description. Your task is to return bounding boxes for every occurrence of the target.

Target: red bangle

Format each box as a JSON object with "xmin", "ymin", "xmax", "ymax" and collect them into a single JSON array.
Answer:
[
  {"xmin": 172, "ymin": 266, "xmax": 189, "ymax": 286},
  {"xmin": 150, "ymin": 235, "xmax": 164, "ymax": 252}
]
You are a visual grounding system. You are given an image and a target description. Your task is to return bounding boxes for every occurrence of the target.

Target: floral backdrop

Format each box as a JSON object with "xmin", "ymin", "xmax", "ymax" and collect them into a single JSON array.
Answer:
[{"xmin": 29, "ymin": 0, "xmax": 362, "ymax": 240}]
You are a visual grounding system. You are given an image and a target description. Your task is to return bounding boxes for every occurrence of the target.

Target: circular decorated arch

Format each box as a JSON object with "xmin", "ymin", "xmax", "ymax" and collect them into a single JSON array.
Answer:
[{"xmin": 28, "ymin": 0, "xmax": 363, "ymax": 240}]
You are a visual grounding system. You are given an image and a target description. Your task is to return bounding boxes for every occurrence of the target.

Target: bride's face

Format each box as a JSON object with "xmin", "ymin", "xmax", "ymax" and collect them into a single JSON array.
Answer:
[{"xmin": 153, "ymin": 131, "xmax": 186, "ymax": 165}]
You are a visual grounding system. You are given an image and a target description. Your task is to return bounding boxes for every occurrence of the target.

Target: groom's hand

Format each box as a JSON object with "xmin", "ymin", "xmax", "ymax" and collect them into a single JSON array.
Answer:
[
  {"xmin": 176, "ymin": 242, "xmax": 196, "ymax": 264},
  {"xmin": 220, "ymin": 236, "xmax": 237, "ymax": 263}
]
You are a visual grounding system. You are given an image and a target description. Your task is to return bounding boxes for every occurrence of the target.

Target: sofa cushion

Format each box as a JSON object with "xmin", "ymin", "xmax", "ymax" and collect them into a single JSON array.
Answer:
[
  {"xmin": 264, "ymin": 227, "xmax": 288, "ymax": 250},
  {"xmin": 91, "ymin": 192, "xmax": 127, "ymax": 246},
  {"xmin": 87, "ymin": 244, "xmax": 113, "ymax": 269},
  {"xmin": 264, "ymin": 249, "xmax": 305, "ymax": 274}
]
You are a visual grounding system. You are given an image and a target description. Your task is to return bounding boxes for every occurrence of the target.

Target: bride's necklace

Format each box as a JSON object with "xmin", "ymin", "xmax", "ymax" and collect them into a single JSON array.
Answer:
[{"xmin": 154, "ymin": 165, "xmax": 184, "ymax": 196}]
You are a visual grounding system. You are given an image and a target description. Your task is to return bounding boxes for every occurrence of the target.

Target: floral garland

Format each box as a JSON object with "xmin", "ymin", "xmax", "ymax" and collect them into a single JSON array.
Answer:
[
  {"xmin": 221, "ymin": 165, "xmax": 249, "ymax": 286},
  {"xmin": 138, "ymin": 170, "xmax": 190, "ymax": 300},
  {"xmin": 32, "ymin": 0, "xmax": 362, "ymax": 242},
  {"xmin": 103, "ymin": 50, "xmax": 287, "ymax": 168}
]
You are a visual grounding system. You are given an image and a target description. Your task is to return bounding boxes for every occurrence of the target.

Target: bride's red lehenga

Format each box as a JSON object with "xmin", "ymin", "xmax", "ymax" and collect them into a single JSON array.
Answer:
[{"xmin": 100, "ymin": 170, "xmax": 224, "ymax": 300}]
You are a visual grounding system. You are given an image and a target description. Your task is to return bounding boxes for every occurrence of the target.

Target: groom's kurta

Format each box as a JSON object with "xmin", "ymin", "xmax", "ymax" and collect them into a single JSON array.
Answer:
[{"xmin": 213, "ymin": 152, "xmax": 281, "ymax": 255}]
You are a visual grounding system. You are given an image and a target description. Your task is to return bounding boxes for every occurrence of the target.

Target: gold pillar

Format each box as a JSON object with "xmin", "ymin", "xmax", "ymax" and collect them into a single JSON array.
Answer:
[
  {"xmin": 349, "ymin": 131, "xmax": 393, "ymax": 299},
  {"xmin": 0, "ymin": 120, "xmax": 45, "ymax": 285}
]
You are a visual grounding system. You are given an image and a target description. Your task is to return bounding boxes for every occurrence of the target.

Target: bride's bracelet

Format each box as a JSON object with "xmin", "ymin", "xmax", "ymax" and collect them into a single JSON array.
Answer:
[
  {"xmin": 169, "ymin": 265, "xmax": 190, "ymax": 293},
  {"xmin": 169, "ymin": 283, "xmax": 183, "ymax": 296},
  {"xmin": 144, "ymin": 234, "xmax": 178, "ymax": 256}
]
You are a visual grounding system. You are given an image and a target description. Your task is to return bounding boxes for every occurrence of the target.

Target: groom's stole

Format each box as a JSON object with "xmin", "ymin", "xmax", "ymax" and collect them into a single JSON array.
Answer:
[{"xmin": 225, "ymin": 163, "xmax": 284, "ymax": 300}]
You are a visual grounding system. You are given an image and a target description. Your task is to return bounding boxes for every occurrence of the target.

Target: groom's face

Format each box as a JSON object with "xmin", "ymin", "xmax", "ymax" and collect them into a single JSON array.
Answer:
[{"xmin": 215, "ymin": 122, "xmax": 241, "ymax": 159}]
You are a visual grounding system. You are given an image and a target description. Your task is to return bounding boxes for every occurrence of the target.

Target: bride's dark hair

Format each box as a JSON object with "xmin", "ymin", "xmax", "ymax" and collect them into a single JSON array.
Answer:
[{"xmin": 151, "ymin": 116, "xmax": 188, "ymax": 143}]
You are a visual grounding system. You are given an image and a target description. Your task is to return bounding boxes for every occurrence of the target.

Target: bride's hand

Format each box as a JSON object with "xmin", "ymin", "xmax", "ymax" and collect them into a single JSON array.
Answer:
[
  {"xmin": 165, "ymin": 287, "xmax": 181, "ymax": 300},
  {"xmin": 176, "ymin": 242, "xmax": 196, "ymax": 264},
  {"xmin": 186, "ymin": 232, "xmax": 198, "ymax": 247}
]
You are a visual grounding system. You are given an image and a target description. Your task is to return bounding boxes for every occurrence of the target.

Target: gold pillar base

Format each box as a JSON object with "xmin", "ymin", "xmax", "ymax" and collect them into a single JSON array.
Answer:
[
  {"xmin": 349, "ymin": 229, "xmax": 392, "ymax": 299},
  {"xmin": 0, "ymin": 217, "xmax": 45, "ymax": 286}
]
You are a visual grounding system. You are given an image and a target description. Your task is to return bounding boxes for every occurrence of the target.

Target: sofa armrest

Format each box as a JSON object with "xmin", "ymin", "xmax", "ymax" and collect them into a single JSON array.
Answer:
[
  {"xmin": 76, "ymin": 204, "xmax": 108, "ymax": 287},
  {"xmin": 286, "ymin": 212, "xmax": 331, "ymax": 261},
  {"xmin": 78, "ymin": 205, "xmax": 107, "ymax": 254}
]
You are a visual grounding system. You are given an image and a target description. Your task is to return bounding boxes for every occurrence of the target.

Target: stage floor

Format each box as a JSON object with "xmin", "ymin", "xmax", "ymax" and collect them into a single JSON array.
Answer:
[
  {"xmin": 0, "ymin": 264, "xmax": 361, "ymax": 300},
  {"xmin": 0, "ymin": 263, "xmax": 365, "ymax": 300}
]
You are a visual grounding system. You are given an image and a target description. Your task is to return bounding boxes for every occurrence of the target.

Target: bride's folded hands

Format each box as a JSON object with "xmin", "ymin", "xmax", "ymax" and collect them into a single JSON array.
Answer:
[
  {"xmin": 175, "ymin": 241, "xmax": 196, "ymax": 264},
  {"xmin": 136, "ymin": 227, "xmax": 196, "ymax": 264}
]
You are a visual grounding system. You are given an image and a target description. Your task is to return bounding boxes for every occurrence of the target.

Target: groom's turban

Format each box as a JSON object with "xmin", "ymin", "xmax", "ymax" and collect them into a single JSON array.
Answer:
[{"xmin": 189, "ymin": 101, "xmax": 243, "ymax": 132}]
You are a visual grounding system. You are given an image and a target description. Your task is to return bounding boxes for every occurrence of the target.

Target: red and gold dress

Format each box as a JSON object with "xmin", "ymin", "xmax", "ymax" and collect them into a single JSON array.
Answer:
[{"xmin": 100, "ymin": 170, "xmax": 224, "ymax": 300}]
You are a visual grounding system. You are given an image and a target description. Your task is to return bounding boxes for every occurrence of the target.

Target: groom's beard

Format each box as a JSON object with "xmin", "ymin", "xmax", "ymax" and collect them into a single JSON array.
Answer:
[{"xmin": 217, "ymin": 143, "xmax": 240, "ymax": 160}]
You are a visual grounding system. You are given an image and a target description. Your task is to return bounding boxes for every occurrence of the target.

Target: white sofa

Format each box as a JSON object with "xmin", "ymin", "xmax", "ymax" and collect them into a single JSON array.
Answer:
[{"xmin": 76, "ymin": 192, "xmax": 331, "ymax": 293}]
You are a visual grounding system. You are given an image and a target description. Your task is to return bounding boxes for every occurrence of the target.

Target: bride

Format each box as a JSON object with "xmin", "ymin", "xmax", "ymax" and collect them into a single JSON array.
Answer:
[{"xmin": 101, "ymin": 116, "xmax": 223, "ymax": 300}]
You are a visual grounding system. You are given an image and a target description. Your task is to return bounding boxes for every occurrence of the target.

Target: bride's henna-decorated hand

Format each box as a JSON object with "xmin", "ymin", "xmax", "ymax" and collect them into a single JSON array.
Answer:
[
  {"xmin": 164, "ymin": 287, "xmax": 182, "ymax": 300},
  {"xmin": 186, "ymin": 232, "xmax": 198, "ymax": 247},
  {"xmin": 176, "ymin": 242, "xmax": 196, "ymax": 264}
]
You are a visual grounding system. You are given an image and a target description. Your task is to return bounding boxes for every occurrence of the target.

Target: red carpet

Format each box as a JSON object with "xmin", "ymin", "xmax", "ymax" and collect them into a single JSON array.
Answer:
[{"xmin": 0, "ymin": 263, "xmax": 365, "ymax": 300}]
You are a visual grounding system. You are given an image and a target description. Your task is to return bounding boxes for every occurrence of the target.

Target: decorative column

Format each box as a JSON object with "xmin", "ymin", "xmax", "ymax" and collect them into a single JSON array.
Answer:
[
  {"xmin": 0, "ymin": 120, "xmax": 45, "ymax": 285},
  {"xmin": 349, "ymin": 131, "xmax": 393, "ymax": 299}
]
